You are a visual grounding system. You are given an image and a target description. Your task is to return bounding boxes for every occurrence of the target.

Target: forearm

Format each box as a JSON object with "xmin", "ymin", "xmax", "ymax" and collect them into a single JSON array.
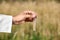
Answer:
[{"xmin": 12, "ymin": 16, "xmax": 20, "ymax": 24}]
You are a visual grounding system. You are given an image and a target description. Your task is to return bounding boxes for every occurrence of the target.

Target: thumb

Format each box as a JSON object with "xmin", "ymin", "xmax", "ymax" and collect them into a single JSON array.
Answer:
[{"xmin": 26, "ymin": 15, "xmax": 32, "ymax": 18}]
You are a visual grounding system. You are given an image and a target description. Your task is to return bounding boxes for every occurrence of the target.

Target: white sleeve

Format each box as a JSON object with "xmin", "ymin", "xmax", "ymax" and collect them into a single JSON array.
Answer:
[{"xmin": 0, "ymin": 14, "xmax": 12, "ymax": 33}]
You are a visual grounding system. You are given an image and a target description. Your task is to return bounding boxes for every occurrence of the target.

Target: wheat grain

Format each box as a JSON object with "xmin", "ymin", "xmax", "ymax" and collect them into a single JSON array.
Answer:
[{"xmin": 33, "ymin": 19, "xmax": 37, "ymax": 31}]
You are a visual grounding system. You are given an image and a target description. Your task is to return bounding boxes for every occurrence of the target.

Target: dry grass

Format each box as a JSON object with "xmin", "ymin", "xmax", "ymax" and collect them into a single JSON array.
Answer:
[{"xmin": 0, "ymin": 1, "xmax": 60, "ymax": 40}]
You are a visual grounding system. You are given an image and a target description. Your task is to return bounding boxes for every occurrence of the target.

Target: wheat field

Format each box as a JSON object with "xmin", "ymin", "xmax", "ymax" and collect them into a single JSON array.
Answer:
[{"xmin": 0, "ymin": 1, "xmax": 60, "ymax": 40}]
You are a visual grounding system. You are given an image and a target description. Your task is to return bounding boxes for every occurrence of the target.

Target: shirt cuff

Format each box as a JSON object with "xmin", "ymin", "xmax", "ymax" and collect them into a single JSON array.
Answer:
[{"xmin": 0, "ymin": 14, "xmax": 12, "ymax": 33}]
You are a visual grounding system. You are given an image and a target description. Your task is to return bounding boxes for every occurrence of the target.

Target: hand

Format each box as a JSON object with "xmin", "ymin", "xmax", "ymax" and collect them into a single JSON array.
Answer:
[{"xmin": 12, "ymin": 11, "xmax": 37, "ymax": 24}]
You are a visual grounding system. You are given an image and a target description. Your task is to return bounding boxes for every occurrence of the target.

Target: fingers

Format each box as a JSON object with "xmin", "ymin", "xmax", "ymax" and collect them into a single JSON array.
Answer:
[
  {"xmin": 23, "ymin": 11, "xmax": 37, "ymax": 22},
  {"xmin": 24, "ymin": 11, "xmax": 37, "ymax": 18}
]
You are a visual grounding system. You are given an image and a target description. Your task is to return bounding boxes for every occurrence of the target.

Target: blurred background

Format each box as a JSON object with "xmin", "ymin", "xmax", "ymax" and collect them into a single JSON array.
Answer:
[{"xmin": 0, "ymin": 0, "xmax": 60, "ymax": 40}]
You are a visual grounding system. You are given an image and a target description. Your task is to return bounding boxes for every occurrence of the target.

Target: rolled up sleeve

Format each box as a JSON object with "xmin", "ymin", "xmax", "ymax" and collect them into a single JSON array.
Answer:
[{"xmin": 0, "ymin": 14, "xmax": 12, "ymax": 33}]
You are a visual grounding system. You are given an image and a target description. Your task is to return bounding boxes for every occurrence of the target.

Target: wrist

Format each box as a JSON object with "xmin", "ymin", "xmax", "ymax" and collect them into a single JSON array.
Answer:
[{"xmin": 12, "ymin": 16, "xmax": 16, "ymax": 24}]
